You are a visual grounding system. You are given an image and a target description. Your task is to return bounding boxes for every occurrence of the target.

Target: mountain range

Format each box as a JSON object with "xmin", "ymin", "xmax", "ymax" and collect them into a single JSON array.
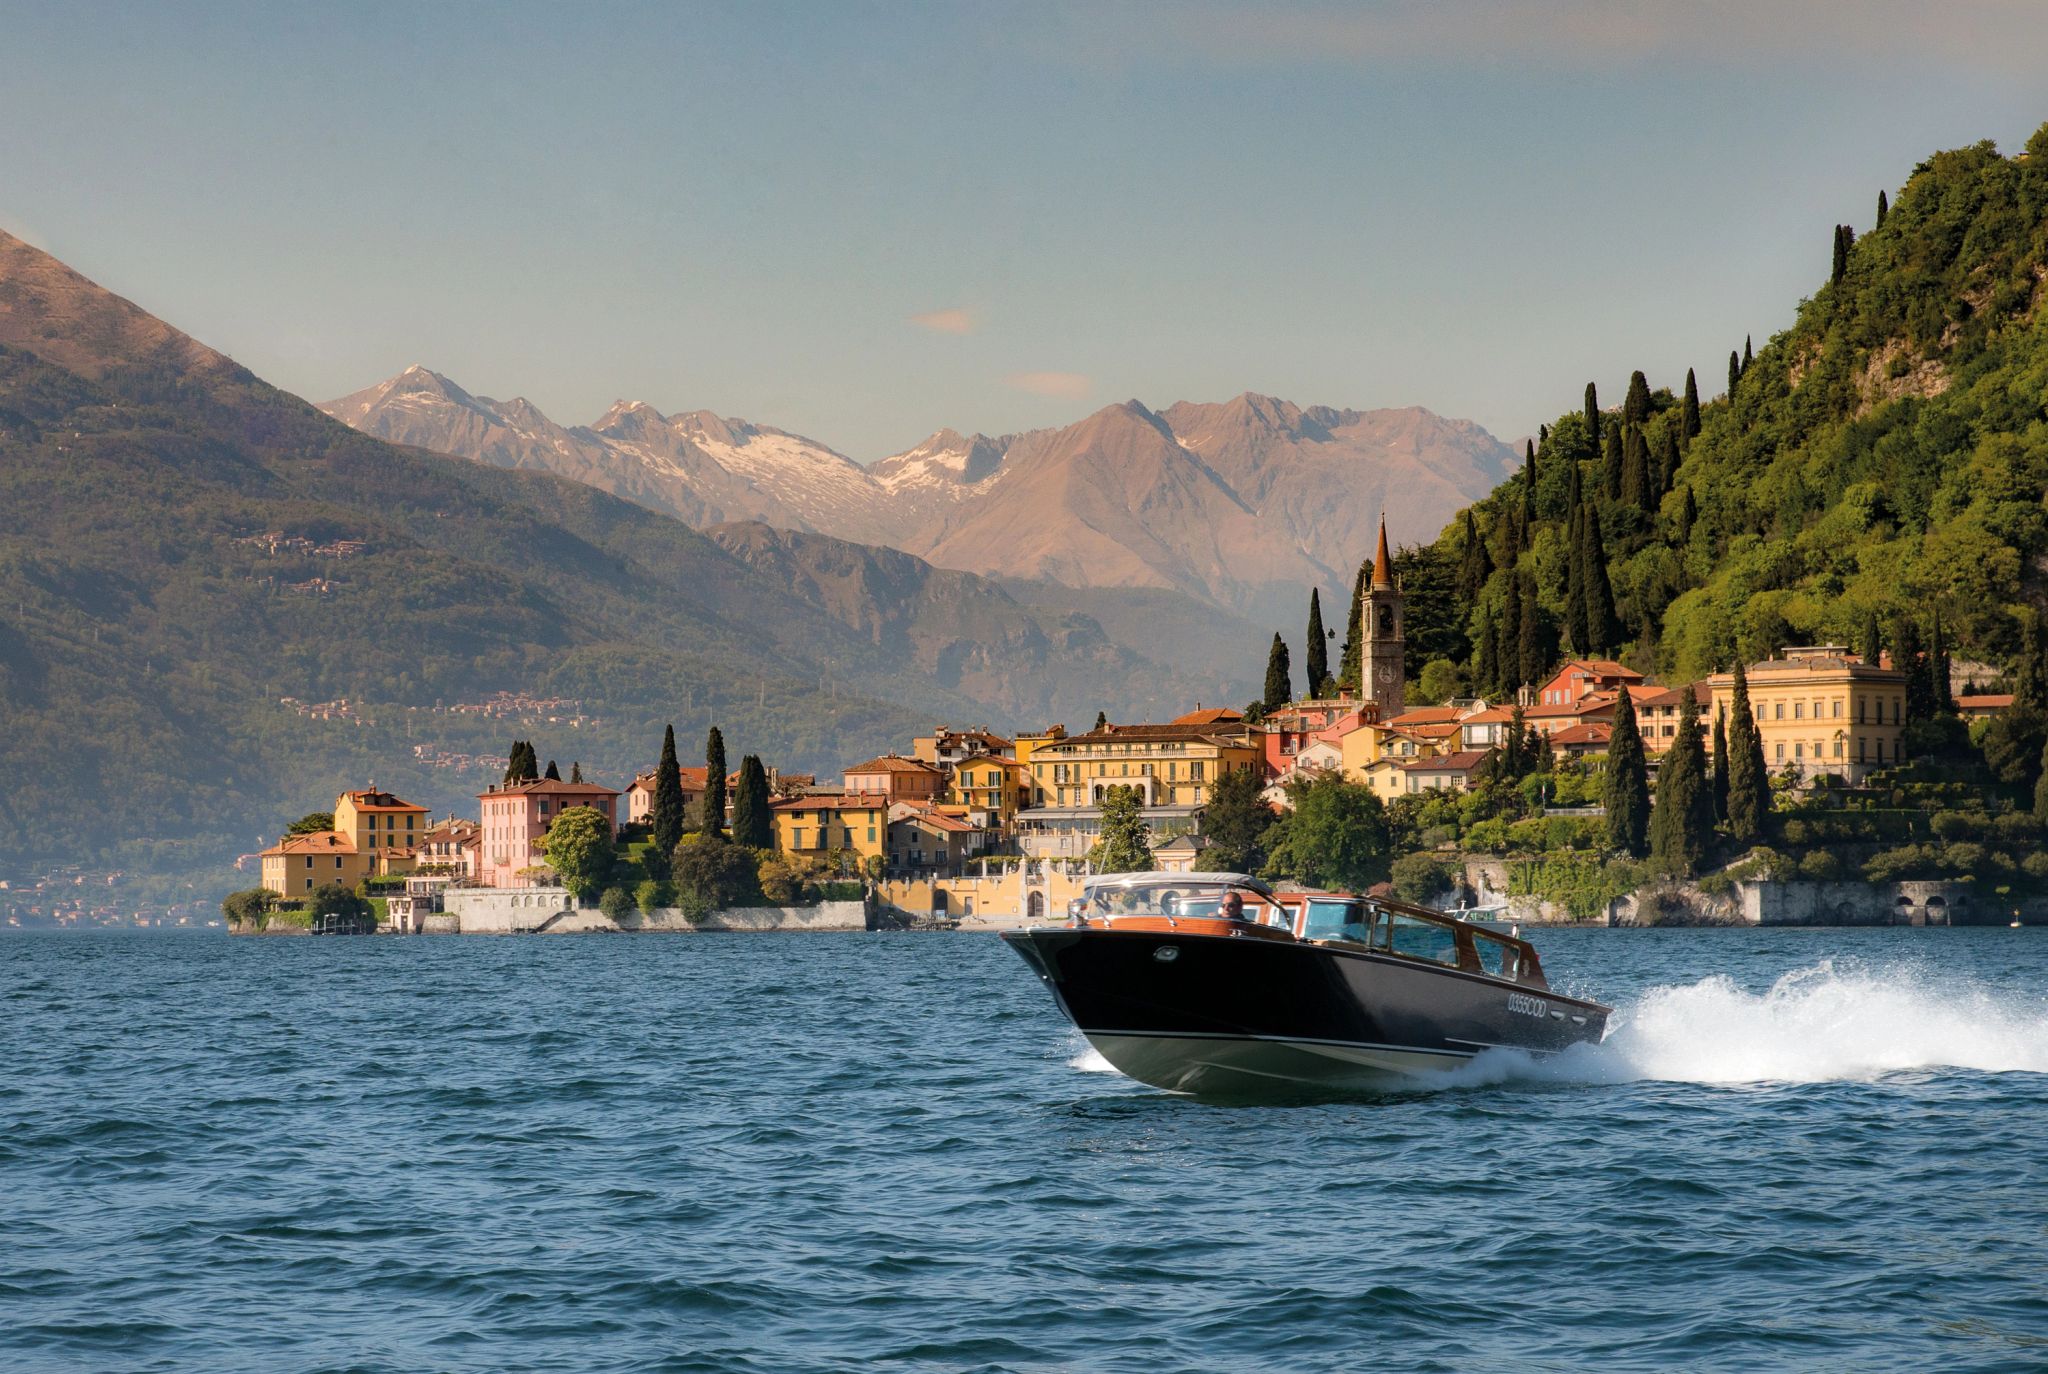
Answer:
[{"xmin": 323, "ymin": 369, "xmax": 1516, "ymax": 617}]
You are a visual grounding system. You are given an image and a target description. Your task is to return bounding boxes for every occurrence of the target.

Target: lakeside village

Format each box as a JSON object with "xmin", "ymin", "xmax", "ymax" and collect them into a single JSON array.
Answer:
[{"xmin": 221, "ymin": 518, "xmax": 2048, "ymax": 935}]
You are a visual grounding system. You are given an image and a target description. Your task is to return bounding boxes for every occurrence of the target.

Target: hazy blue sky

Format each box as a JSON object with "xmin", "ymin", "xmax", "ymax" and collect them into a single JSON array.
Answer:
[{"xmin": 3, "ymin": 1, "xmax": 2045, "ymax": 458}]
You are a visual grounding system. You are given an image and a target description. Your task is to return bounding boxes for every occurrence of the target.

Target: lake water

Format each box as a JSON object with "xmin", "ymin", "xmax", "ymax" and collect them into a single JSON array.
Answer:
[{"xmin": 4, "ymin": 927, "xmax": 2047, "ymax": 1372}]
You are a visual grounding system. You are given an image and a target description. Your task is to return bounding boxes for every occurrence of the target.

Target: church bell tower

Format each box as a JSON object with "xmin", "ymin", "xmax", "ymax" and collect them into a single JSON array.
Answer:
[{"xmin": 1361, "ymin": 516, "xmax": 1405, "ymax": 715}]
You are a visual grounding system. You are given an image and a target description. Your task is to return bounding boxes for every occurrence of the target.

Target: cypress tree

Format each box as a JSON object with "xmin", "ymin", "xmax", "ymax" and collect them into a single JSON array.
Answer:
[
  {"xmin": 1517, "ymin": 569, "xmax": 1546, "ymax": 687},
  {"xmin": 1338, "ymin": 559, "xmax": 1368, "ymax": 692},
  {"xmin": 2016, "ymin": 611, "xmax": 2048, "ymax": 714},
  {"xmin": 1263, "ymin": 633, "xmax": 1291, "ymax": 711},
  {"xmin": 1711, "ymin": 706, "xmax": 1730, "ymax": 822},
  {"xmin": 1603, "ymin": 687, "xmax": 1649, "ymax": 858},
  {"xmin": 1656, "ymin": 426, "xmax": 1680, "ymax": 498},
  {"xmin": 570, "ymin": 761, "xmax": 583, "ymax": 783},
  {"xmin": 1499, "ymin": 578, "xmax": 1523, "ymax": 691},
  {"xmin": 1583, "ymin": 381, "xmax": 1600, "ymax": 453},
  {"xmin": 1893, "ymin": 617, "xmax": 1933, "ymax": 722},
  {"xmin": 1649, "ymin": 687, "xmax": 1712, "ymax": 877},
  {"xmin": 1726, "ymin": 662, "xmax": 1770, "ymax": 844},
  {"xmin": 1682, "ymin": 368, "xmax": 1701, "ymax": 438},
  {"xmin": 1677, "ymin": 486, "xmax": 1697, "ymax": 542},
  {"xmin": 1831, "ymin": 224, "xmax": 1849, "ymax": 283},
  {"xmin": 1474, "ymin": 606, "xmax": 1499, "ymax": 695},
  {"xmin": 1623, "ymin": 370, "xmax": 1651, "ymax": 425},
  {"xmin": 1305, "ymin": 588, "xmax": 1330, "ymax": 695},
  {"xmin": 1876, "ymin": 189, "xmax": 1888, "ymax": 228},
  {"xmin": 1581, "ymin": 505, "xmax": 1618, "ymax": 655},
  {"xmin": 1095, "ymin": 709, "xmax": 1108, "ymax": 732},
  {"xmin": 1456, "ymin": 511, "xmax": 1490, "ymax": 601},
  {"xmin": 731, "ymin": 754, "xmax": 773, "ymax": 848},
  {"xmin": 651, "ymin": 724, "xmax": 685, "ymax": 871},
  {"xmin": 1621, "ymin": 425, "xmax": 1650, "ymax": 511},
  {"xmin": 1930, "ymin": 610, "xmax": 1953, "ymax": 714},
  {"xmin": 1858, "ymin": 612, "xmax": 1883, "ymax": 668},
  {"xmin": 1564, "ymin": 465, "xmax": 1590, "ymax": 653},
  {"xmin": 2034, "ymin": 736, "xmax": 2048, "ymax": 823},
  {"xmin": 1520, "ymin": 446, "xmax": 1537, "ymax": 530},
  {"xmin": 1743, "ymin": 335, "xmax": 1754, "ymax": 372},
  {"xmin": 1602, "ymin": 421, "xmax": 1624, "ymax": 501},
  {"xmin": 544, "ymin": 759, "xmax": 561, "ymax": 781},
  {"xmin": 1728, "ymin": 350, "xmax": 1741, "ymax": 396},
  {"xmin": 1499, "ymin": 506, "xmax": 1522, "ymax": 570},
  {"xmin": 703, "ymin": 726, "xmax": 728, "ymax": 839},
  {"xmin": 1525, "ymin": 437, "xmax": 1538, "ymax": 488}
]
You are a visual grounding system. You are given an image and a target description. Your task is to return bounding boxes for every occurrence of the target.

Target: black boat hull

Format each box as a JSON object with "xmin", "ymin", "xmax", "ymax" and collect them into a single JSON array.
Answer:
[{"xmin": 1003, "ymin": 927, "xmax": 1609, "ymax": 1093}]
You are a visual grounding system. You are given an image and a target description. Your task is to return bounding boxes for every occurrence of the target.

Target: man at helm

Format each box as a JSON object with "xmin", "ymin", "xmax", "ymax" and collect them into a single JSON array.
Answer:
[{"xmin": 1217, "ymin": 889, "xmax": 1245, "ymax": 920}]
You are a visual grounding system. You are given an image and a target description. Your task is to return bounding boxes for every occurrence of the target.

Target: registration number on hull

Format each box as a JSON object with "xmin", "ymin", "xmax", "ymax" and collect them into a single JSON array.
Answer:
[{"xmin": 1506, "ymin": 993, "xmax": 1550, "ymax": 1018}]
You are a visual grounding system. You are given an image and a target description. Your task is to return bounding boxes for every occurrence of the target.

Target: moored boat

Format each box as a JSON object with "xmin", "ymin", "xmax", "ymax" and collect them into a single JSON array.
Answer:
[{"xmin": 1002, "ymin": 871, "xmax": 1609, "ymax": 1094}]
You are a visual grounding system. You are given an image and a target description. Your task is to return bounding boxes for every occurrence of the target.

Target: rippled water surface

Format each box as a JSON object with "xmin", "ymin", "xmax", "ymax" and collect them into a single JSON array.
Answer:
[{"xmin": 5, "ymin": 927, "xmax": 2048, "ymax": 1372}]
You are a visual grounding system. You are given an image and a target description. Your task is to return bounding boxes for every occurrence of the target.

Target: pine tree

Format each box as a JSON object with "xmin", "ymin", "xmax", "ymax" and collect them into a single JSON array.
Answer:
[
  {"xmin": 1649, "ymin": 687, "xmax": 1712, "ymax": 877},
  {"xmin": 1711, "ymin": 706, "xmax": 1730, "ymax": 822},
  {"xmin": 1581, "ymin": 505, "xmax": 1618, "ymax": 655},
  {"xmin": 1728, "ymin": 350, "xmax": 1741, "ymax": 396},
  {"xmin": 731, "ymin": 754, "xmax": 773, "ymax": 848},
  {"xmin": 703, "ymin": 726, "xmax": 728, "ymax": 839},
  {"xmin": 1338, "ymin": 559, "xmax": 1368, "ymax": 692},
  {"xmin": 1682, "ymin": 368, "xmax": 1701, "ymax": 438},
  {"xmin": 1456, "ymin": 511, "xmax": 1490, "ymax": 600},
  {"xmin": 1876, "ymin": 188, "xmax": 1888, "ymax": 228},
  {"xmin": 1305, "ymin": 588, "xmax": 1330, "ymax": 695},
  {"xmin": 1602, "ymin": 421, "xmax": 1624, "ymax": 501},
  {"xmin": 543, "ymin": 759, "xmax": 560, "ymax": 781},
  {"xmin": 1583, "ymin": 381, "xmax": 1600, "ymax": 452},
  {"xmin": 651, "ymin": 723, "xmax": 685, "ymax": 871},
  {"xmin": 1623, "ymin": 369, "xmax": 1651, "ymax": 424},
  {"xmin": 1263, "ymin": 633, "xmax": 1291, "ymax": 711},
  {"xmin": 1726, "ymin": 662, "xmax": 1770, "ymax": 844},
  {"xmin": 1603, "ymin": 687, "xmax": 1649, "ymax": 858}
]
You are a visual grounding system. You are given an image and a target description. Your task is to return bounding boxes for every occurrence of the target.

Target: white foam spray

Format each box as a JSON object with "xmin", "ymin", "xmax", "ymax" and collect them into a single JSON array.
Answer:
[{"xmin": 1452, "ymin": 959, "xmax": 2048, "ymax": 1088}]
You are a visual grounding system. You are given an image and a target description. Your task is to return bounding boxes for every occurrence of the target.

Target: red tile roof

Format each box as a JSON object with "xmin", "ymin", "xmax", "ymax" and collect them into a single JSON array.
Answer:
[
  {"xmin": 479, "ymin": 779, "xmax": 620, "ymax": 800},
  {"xmin": 1171, "ymin": 707, "xmax": 1245, "ymax": 725},
  {"xmin": 1957, "ymin": 693, "xmax": 2015, "ymax": 709},
  {"xmin": 845, "ymin": 755, "xmax": 946, "ymax": 775},
  {"xmin": 1400, "ymin": 749, "xmax": 1492, "ymax": 773},
  {"xmin": 340, "ymin": 789, "xmax": 428, "ymax": 812},
  {"xmin": 261, "ymin": 830, "xmax": 358, "ymax": 857},
  {"xmin": 1459, "ymin": 705, "xmax": 1517, "ymax": 724},
  {"xmin": 771, "ymin": 794, "xmax": 888, "ymax": 811},
  {"xmin": 1549, "ymin": 723, "xmax": 1613, "ymax": 746},
  {"xmin": 1386, "ymin": 706, "xmax": 1464, "ymax": 726}
]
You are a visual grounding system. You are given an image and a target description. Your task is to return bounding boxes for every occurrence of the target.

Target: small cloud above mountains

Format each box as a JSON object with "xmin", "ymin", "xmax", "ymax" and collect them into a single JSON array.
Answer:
[
  {"xmin": 1005, "ymin": 371, "xmax": 1092, "ymax": 399},
  {"xmin": 909, "ymin": 307, "xmax": 976, "ymax": 335}
]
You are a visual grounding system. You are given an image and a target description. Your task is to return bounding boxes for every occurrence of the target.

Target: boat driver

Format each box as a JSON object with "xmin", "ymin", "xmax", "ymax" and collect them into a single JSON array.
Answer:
[{"xmin": 1217, "ymin": 890, "xmax": 1245, "ymax": 921}]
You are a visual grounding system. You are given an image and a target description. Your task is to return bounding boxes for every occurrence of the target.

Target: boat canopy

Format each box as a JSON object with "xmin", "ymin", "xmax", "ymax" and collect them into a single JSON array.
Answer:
[{"xmin": 1079, "ymin": 871, "xmax": 1274, "ymax": 898}]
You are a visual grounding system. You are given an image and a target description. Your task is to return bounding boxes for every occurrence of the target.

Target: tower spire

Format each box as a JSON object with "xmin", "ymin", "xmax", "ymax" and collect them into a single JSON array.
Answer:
[{"xmin": 1371, "ymin": 513, "xmax": 1393, "ymax": 589}]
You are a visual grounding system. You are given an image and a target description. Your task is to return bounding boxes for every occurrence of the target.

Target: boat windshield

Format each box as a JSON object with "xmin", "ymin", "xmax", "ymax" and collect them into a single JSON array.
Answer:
[
  {"xmin": 1301, "ymin": 899, "xmax": 1385, "ymax": 945},
  {"xmin": 1088, "ymin": 882, "xmax": 1252, "ymax": 920}
]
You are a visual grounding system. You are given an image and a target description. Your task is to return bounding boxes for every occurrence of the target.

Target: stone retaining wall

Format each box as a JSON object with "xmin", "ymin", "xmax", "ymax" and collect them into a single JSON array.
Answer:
[{"xmin": 438, "ymin": 888, "xmax": 867, "ymax": 933}]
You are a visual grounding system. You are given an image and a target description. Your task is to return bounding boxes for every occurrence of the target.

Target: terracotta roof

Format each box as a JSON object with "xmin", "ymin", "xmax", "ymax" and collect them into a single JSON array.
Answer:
[
  {"xmin": 1549, "ymin": 723, "xmax": 1613, "ymax": 745},
  {"xmin": 891, "ymin": 805, "xmax": 979, "ymax": 834},
  {"xmin": 261, "ymin": 830, "xmax": 358, "ymax": 857},
  {"xmin": 1460, "ymin": 705, "xmax": 1517, "ymax": 725},
  {"xmin": 1956, "ymin": 693, "xmax": 2014, "ymax": 709},
  {"xmin": 1550, "ymin": 659, "xmax": 1643, "ymax": 680},
  {"xmin": 1051, "ymin": 724, "xmax": 1246, "ymax": 746},
  {"xmin": 1387, "ymin": 706, "xmax": 1463, "ymax": 726},
  {"xmin": 478, "ymin": 778, "xmax": 621, "ymax": 799},
  {"xmin": 1638, "ymin": 682, "xmax": 1712, "ymax": 708},
  {"xmin": 1171, "ymin": 707, "xmax": 1245, "ymax": 726},
  {"xmin": 339, "ymin": 789, "xmax": 427, "ymax": 812},
  {"xmin": 845, "ymin": 755, "xmax": 946, "ymax": 775},
  {"xmin": 956, "ymin": 754, "xmax": 1029, "ymax": 771},
  {"xmin": 1401, "ymin": 749, "xmax": 1492, "ymax": 773},
  {"xmin": 1525, "ymin": 700, "xmax": 1591, "ymax": 719},
  {"xmin": 1399, "ymin": 722, "xmax": 1461, "ymax": 740}
]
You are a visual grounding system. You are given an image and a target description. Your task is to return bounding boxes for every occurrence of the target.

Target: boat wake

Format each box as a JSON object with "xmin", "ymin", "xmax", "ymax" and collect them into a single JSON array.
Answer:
[{"xmin": 1451, "ymin": 959, "xmax": 2048, "ymax": 1088}]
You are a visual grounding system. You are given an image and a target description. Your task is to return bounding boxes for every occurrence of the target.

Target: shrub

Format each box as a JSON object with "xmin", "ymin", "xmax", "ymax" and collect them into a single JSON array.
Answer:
[
  {"xmin": 221, "ymin": 887, "xmax": 274, "ymax": 928},
  {"xmin": 1390, "ymin": 852, "xmax": 1456, "ymax": 905},
  {"xmin": 634, "ymin": 879, "xmax": 674, "ymax": 913},
  {"xmin": 673, "ymin": 836, "xmax": 762, "ymax": 913},
  {"xmin": 1464, "ymin": 819, "xmax": 1510, "ymax": 853},
  {"xmin": 1798, "ymin": 850, "xmax": 1843, "ymax": 880},
  {"xmin": 598, "ymin": 886, "xmax": 634, "ymax": 923},
  {"xmin": 757, "ymin": 851, "xmax": 814, "ymax": 906}
]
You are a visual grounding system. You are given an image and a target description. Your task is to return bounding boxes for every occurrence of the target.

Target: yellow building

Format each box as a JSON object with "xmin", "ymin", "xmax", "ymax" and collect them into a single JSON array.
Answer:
[
  {"xmin": 947, "ymin": 754, "xmax": 1030, "ymax": 824},
  {"xmin": 1709, "ymin": 647, "xmax": 1908, "ymax": 784},
  {"xmin": 770, "ymin": 794, "xmax": 889, "ymax": 869},
  {"xmin": 259, "ymin": 830, "xmax": 369, "ymax": 897},
  {"xmin": 1018, "ymin": 721, "xmax": 1262, "ymax": 858},
  {"xmin": 1011, "ymin": 726, "xmax": 1068, "ymax": 806},
  {"xmin": 334, "ymin": 787, "xmax": 429, "ymax": 872}
]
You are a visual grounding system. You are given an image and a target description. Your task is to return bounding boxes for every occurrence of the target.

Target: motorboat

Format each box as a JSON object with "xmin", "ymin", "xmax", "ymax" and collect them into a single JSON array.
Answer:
[{"xmin": 1002, "ymin": 871, "xmax": 1610, "ymax": 1094}]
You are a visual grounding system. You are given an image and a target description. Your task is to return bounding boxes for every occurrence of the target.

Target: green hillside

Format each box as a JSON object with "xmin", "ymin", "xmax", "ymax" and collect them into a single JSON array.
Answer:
[{"xmin": 1406, "ymin": 124, "xmax": 2048, "ymax": 695}]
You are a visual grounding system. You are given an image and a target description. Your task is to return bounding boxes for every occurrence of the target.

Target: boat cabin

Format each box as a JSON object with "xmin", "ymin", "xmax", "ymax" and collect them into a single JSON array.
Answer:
[{"xmin": 1071, "ymin": 873, "xmax": 1551, "ymax": 989}]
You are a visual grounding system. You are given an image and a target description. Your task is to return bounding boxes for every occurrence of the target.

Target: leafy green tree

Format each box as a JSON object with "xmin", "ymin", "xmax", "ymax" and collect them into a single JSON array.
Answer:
[
  {"xmin": 1263, "ymin": 632, "xmax": 1291, "ymax": 711},
  {"xmin": 1091, "ymin": 784, "xmax": 1153, "ymax": 872},
  {"xmin": 1263, "ymin": 773, "xmax": 1391, "ymax": 891},
  {"xmin": 599, "ymin": 886, "xmax": 634, "ymax": 923},
  {"xmin": 221, "ymin": 888, "xmax": 275, "ymax": 927},
  {"xmin": 731, "ymin": 754, "xmax": 773, "ymax": 848},
  {"xmin": 286, "ymin": 811, "xmax": 334, "ymax": 835},
  {"xmin": 1603, "ymin": 687, "xmax": 1650, "ymax": 857},
  {"xmin": 1389, "ymin": 851, "xmax": 1455, "ymax": 905},
  {"xmin": 1200, "ymin": 765, "xmax": 1273, "ymax": 874},
  {"xmin": 1726, "ymin": 662, "xmax": 1771, "ymax": 844},
  {"xmin": 650, "ymin": 723, "xmax": 685, "ymax": 877},
  {"xmin": 1981, "ymin": 705, "xmax": 2046, "ymax": 787},
  {"xmin": 2034, "ymin": 737, "xmax": 2048, "ymax": 823},
  {"xmin": 1711, "ymin": 706, "xmax": 1730, "ymax": 822},
  {"xmin": 703, "ymin": 726, "xmax": 728, "ymax": 839},
  {"xmin": 307, "ymin": 882, "xmax": 371, "ymax": 924},
  {"xmin": 1417, "ymin": 658, "xmax": 1466, "ymax": 704},
  {"xmin": 1682, "ymin": 368, "xmax": 1701, "ymax": 437},
  {"xmin": 1304, "ymin": 588, "xmax": 1330, "ymax": 694},
  {"xmin": 1649, "ymin": 687, "xmax": 1713, "ymax": 877},
  {"xmin": 542, "ymin": 804, "xmax": 615, "ymax": 900},
  {"xmin": 673, "ymin": 834, "xmax": 761, "ymax": 915}
]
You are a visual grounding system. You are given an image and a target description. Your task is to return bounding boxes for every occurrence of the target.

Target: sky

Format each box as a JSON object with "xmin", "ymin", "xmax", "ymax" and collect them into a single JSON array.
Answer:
[{"xmin": 2, "ymin": 0, "xmax": 2045, "ymax": 460}]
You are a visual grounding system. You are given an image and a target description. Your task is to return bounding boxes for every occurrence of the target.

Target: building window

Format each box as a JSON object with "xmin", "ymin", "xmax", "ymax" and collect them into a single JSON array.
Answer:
[
  {"xmin": 1774, "ymin": 703, "xmax": 1784, "ymax": 720},
  {"xmin": 1776, "ymin": 743, "xmax": 1785, "ymax": 761},
  {"xmin": 1833, "ymin": 700, "xmax": 1842, "ymax": 718},
  {"xmin": 1793, "ymin": 702, "xmax": 1803, "ymax": 720},
  {"xmin": 1834, "ymin": 739, "xmax": 1844, "ymax": 758},
  {"xmin": 1876, "ymin": 740, "xmax": 1885, "ymax": 763}
]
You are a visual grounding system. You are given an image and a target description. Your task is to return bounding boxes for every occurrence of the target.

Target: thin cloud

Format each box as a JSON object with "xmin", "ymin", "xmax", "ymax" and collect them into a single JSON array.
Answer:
[
  {"xmin": 1006, "ymin": 371, "xmax": 1092, "ymax": 399},
  {"xmin": 910, "ymin": 307, "xmax": 976, "ymax": 335}
]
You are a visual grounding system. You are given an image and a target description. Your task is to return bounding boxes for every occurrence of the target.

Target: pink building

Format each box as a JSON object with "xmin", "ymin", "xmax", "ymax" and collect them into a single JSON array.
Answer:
[
  {"xmin": 843, "ymin": 755, "xmax": 947, "ymax": 803},
  {"xmin": 476, "ymin": 778, "xmax": 621, "ymax": 888}
]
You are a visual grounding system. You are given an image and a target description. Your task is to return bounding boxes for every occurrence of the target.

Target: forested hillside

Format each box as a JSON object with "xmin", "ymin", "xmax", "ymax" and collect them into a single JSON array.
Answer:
[{"xmin": 1394, "ymin": 126, "xmax": 2048, "ymax": 696}]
